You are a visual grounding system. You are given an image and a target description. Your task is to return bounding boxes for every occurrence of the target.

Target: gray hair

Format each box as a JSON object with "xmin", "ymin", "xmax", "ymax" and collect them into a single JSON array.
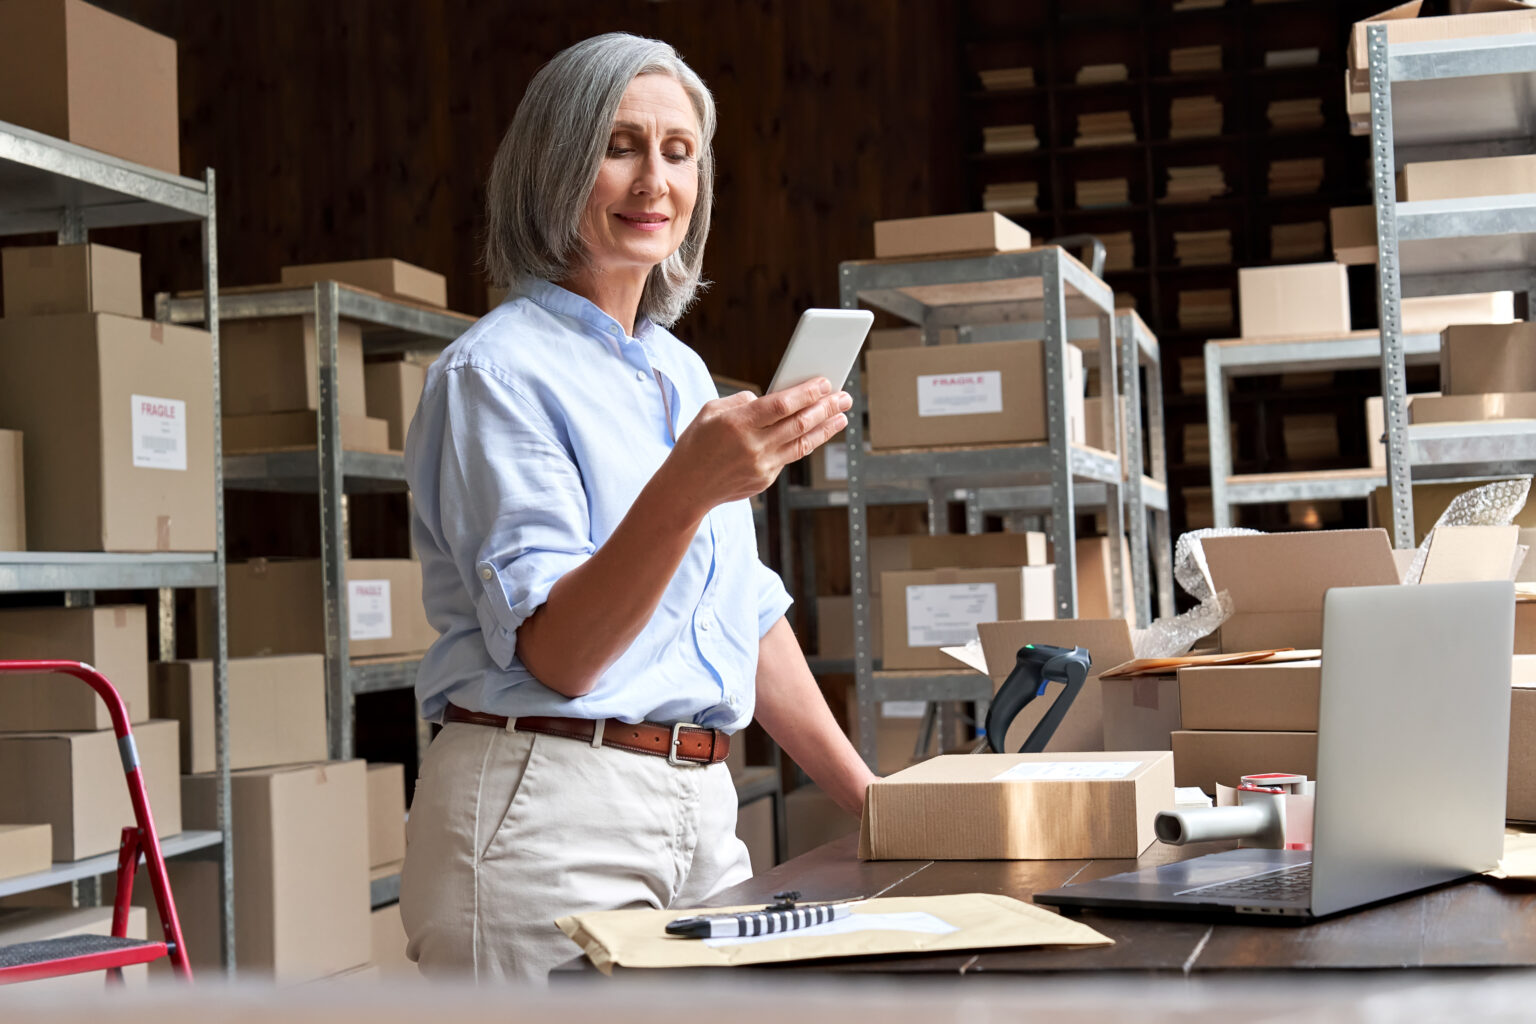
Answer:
[{"xmin": 484, "ymin": 33, "xmax": 716, "ymax": 328}]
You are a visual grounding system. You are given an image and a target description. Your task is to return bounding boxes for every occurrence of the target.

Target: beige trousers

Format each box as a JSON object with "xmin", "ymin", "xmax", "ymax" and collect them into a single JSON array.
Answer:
[{"xmin": 399, "ymin": 721, "xmax": 753, "ymax": 983}]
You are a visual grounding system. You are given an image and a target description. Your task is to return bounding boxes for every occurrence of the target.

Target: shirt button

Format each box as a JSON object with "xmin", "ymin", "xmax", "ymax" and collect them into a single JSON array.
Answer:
[
  {"xmin": 635, "ymin": 370, "xmax": 647, "ymax": 381},
  {"xmin": 700, "ymin": 617, "xmax": 713, "ymax": 631},
  {"xmin": 479, "ymin": 567, "xmax": 493, "ymax": 580}
]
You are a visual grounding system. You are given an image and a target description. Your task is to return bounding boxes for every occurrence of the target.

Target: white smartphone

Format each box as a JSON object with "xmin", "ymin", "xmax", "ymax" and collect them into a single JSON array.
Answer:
[{"xmin": 766, "ymin": 308, "xmax": 875, "ymax": 394}]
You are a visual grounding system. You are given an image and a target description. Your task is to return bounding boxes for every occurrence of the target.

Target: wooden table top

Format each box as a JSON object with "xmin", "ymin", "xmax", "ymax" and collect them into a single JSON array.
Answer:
[{"xmin": 692, "ymin": 834, "xmax": 1536, "ymax": 973}]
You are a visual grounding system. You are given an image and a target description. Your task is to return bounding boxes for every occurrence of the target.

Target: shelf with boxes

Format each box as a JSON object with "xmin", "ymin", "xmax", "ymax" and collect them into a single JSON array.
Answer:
[
  {"xmin": 0, "ymin": 112, "xmax": 235, "ymax": 968},
  {"xmin": 160, "ymin": 275, "xmax": 474, "ymax": 761},
  {"xmin": 1363, "ymin": 24, "xmax": 1536, "ymax": 549}
]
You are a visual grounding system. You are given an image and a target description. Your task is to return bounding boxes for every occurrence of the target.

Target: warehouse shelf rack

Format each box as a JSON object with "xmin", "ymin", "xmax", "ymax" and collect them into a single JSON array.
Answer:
[
  {"xmin": 0, "ymin": 120, "xmax": 234, "ymax": 969},
  {"xmin": 160, "ymin": 282, "xmax": 474, "ymax": 762},
  {"xmin": 838, "ymin": 246, "xmax": 1131, "ymax": 767},
  {"xmin": 1367, "ymin": 27, "xmax": 1536, "ymax": 549},
  {"xmin": 1205, "ymin": 328, "xmax": 1442, "ymax": 526}
]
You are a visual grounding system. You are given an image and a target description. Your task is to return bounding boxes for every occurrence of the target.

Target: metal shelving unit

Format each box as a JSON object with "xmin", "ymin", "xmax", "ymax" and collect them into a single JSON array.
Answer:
[
  {"xmin": 839, "ymin": 247, "xmax": 1130, "ymax": 766},
  {"xmin": 160, "ymin": 282, "xmax": 473, "ymax": 760},
  {"xmin": 0, "ymin": 121, "xmax": 234, "ymax": 968},
  {"xmin": 1369, "ymin": 28, "xmax": 1536, "ymax": 548},
  {"xmin": 1205, "ymin": 329, "xmax": 1441, "ymax": 526}
]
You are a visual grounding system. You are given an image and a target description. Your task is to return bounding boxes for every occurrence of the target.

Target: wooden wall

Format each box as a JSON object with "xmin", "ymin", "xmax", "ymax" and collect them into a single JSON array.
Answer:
[{"xmin": 94, "ymin": 0, "xmax": 965, "ymax": 387}]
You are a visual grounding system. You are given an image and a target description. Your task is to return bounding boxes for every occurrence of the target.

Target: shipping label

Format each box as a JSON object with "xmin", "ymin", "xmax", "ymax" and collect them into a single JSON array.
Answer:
[
  {"xmin": 823, "ymin": 443, "xmax": 848, "ymax": 481},
  {"xmin": 348, "ymin": 579, "xmax": 393, "ymax": 640},
  {"xmin": 883, "ymin": 700, "xmax": 927, "ymax": 719},
  {"xmin": 992, "ymin": 760, "xmax": 1143, "ymax": 782},
  {"xmin": 904, "ymin": 582, "xmax": 998, "ymax": 648},
  {"xmin": 130, "ymin": 394, "xmax": 187, "ymax": 471},
  {"xmin": 915, "ymin": 370, "xmax": 1003, "ymax": 417}
]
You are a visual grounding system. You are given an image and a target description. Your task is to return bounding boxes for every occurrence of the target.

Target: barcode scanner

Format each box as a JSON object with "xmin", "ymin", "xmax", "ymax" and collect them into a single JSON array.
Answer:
[{"xmin": 985, "ymin": 643, "xmax": 1092, "ymax": 754}]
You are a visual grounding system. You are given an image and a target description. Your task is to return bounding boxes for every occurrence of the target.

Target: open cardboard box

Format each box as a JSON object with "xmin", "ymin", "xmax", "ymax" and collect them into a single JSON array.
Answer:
[{"xmin": 1348, "ymin": 2, "xmax": 1536, "ymax": 90}]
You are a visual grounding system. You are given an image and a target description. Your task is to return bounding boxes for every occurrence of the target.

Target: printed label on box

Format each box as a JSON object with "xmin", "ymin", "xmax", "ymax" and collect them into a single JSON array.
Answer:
[
  {"xmin": 823, "ymin": 444, "xmax": 848, "ymax": 481},
  {"xmin": 348, "ymin": 579, "xmax": 393, "ymax": 640},
  {"xmin": 130, "ymin": 394, "xmax": 187, "ymax": 471},
  {"xmin": 905, "ymin": 583, "xmax": 998, "ymax": 648},
  {"xmin": 992, "ymin": 760, "xmax": 1142, "ymax": 782},
  {"xmin": 883, "ymin": 701, "xmax": 927, "ymax": 719},
  {"xmin": 916, "ymin": 371, "xmax": 1004, "ymax": 418}
]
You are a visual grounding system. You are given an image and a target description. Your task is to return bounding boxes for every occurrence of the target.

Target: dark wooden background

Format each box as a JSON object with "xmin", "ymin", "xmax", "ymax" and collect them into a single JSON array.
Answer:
[{"xmin": 90, "ymin": 0, "xmax": 965, "ymax": 388}]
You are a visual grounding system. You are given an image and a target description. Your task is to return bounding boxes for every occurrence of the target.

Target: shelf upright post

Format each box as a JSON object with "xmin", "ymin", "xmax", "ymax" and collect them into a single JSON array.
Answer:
[
  {"xmin": 1368, "ymin": 24, "xmax": 1416, "ymax": 551},
  {"xmin": 1096, "ymin": 309, "xmax": 1127, "ymax": 623},
  {"xmin": 1139, "ymin": 320, "xmax": 1174, "ymax": 619},
  {"xmin": 1206, "ymin": 340, "xmax": 1234, "ymax": 530},
  {"xmin": 841, "ymin": 264, "xmax": 877, "ymax": 769},
  {"xmin": 314, "ymin": 281, "xmax": 353, "ymax": 759},
  {"xmin": 1042, "ymin": 252, "xmax": 1079, "ymax": 619}
]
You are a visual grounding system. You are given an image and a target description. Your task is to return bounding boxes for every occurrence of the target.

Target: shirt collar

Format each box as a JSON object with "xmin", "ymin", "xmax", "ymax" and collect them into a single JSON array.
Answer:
[{"xmin": 515, "ymin": 277, "xmax": 658, "ymax": 347}]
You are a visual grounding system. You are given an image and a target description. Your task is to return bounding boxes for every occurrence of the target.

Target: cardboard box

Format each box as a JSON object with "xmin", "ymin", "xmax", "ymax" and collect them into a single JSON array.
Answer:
[
  {"xmin": 808, "ymin": 431, "xmax": 848, "ymax": 488},
  {"xmin": 1400, "ymin": 154, "xmax": 1536, "ymax": 202},
  {"xmin": 1442, "ymin": 322, "xmax": 1536, "ymax": 396},
  {"xmin": 1178, "ymin": 662, "xmax": 1321, "ymax": 732},
  {"xmin": 735, "ymin": 793, "xmax": 774, "ymax": 875},
  {"xmin": 1348, "ymin": 3, "xmax": 1536, "ymax": 83},
  {"xmin": 0, "ymin": 0, "xmax": 179, "ymax": 174},
  {"xmin": 869, "ymin": 535, "xmax": 920, "ymax": 597},
  {"xmin": 366, "ymin": 762, "xmax": 406, "ymax": 869},
  {"xmin": 0, "ymin": 907, "xmax": 147, "ymax": 991},
  {"xmin": 908, "ymin": 531, "xmax": 1050, "ymax": 571},
  {"xmin": 149, "ymin": 655, "xmax": 326, "ymax": 774},
  {"xmin": 0, "ymin": 718, "xmax": 179, "ymax": 861},
  {"xmin": 858, "ymin": 751, "xmax": 1175, "ymax": 860},
  {"xmin": 214, "ymin": 558, "xmax": 435, "ymax": 659},
  {"xmin": 1171, "ymin": 730, "xmax": 1317, "ymax": 792},
  {"xmin": 1083, "ymin": 395, "xmax": 1128, "ymax": 455},
  {"xmin": 0, "ymin": 313, "xmax": 215, "ymax": 552},
  {"xmin": 223, "ymin": 411, "xmax": 391, "ymax": 453},
  {"xmin": 1330, "ymin": 205, "xmax": 1376, "ymax": 265},
  {"xmin": 881, "ymin": 567, "xmax": 1055, "ymax": 670},
  {"xmin": 1509, "ymin": 657, "xmax": 1536, "ymax": 822},
  {"xmin": 1370, "ymin": 478, "xmax": 1535, "ymax": 547},
  {"xmin": 1, "ymin": 243, "xmax": 140, "ymax": 318},
  {"xmin": 1402, "ymin": 292, "xmax": 1514, "ymax": 335},
  {"xmin": 1201, "ymin": 529, "xmax": 1400, "ymax": 652},
  {"xmin": 867, "ymin": 327, "xmax": 925, "ymax": 351},
  {"xmin": 364, "ymin": 359, "xmax": 427, "ymax": 451},
  {"xmin": 1075, "ymin": 535, "xmax": 1133, "ymax": 621},
  {"xmin": 370, "ymin": 902, "xmax": 413, "ymax": 976},
  {"xmin": 1519, "ymin": 602, "xmax": 1536, "ymax": 655},
  {"xmin": 0, "ymin": 428, "xmax": 21, "ymax": 550},
  {"xmin": 873, "ymin": 212, "xmax": 1031, "ymax": 260},
  {"xmin": 0, "ymin": 604, "xmax": 148, "ymax": 730},
  {"xmin": 1411, "ymin": 392, "xmax": 1536, "ymax": 424},
  {"xmin": 1101, "ymin": 676, "xmax": 1180, "ymax": 751},
  {"xmin": 1237, "ymin": 263, "xmax": 1350, "ymax": 339},
  {"xmin": 182, "ymin": 761, "xmax": 371, "ymax": 982},
  {"xmin": 865, "ymin": 339, "xmax": 1084, "ymax": 449},
  {"xmin": 220, "ymin": 316, "xmax": 366, "ymax": 418},
  {"xmin": 281, "ymin": 259, "xmax": 447, "ymax": 308},
  {"xmin": 786, "ymin": 784, "xmax": 857, "ymax": 859},
  {"xmin": 977, "ymin": 617, "xmax": 1135, "ymax": 753},
  {"xmin": 814, "ymin": 595, "xmax": 881, "ymax": 660},
  {"xmin": 0, "ymin": 823, "xmax": 51, "ymax": 881}
]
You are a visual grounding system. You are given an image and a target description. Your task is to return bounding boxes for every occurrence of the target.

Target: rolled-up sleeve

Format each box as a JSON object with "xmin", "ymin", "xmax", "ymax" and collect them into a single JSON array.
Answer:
[
  {"xmin": 754, "ymin": 558, "xmax": 793, "ymax": 639},
  {"xmin": 430, "ymin": 365, "xmax": 593, "ymax": 669}
]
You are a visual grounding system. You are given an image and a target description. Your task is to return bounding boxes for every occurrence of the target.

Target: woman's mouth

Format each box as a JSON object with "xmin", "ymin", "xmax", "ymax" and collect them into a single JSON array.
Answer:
[{"xmin": 615, "ymin": 212, "xmax": 669, "ymax": 232}]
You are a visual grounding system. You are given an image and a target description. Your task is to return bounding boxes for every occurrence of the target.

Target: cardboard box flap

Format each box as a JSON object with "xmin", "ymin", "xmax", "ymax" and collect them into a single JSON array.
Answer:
[
  {"xmin": 1350, "ymin": 2, "xmax": 1536, "ymax": 73},
  {"xmin": 1420, "ymin": 525, "xmax": 1522, "ymax": 583},
  {"xmin": 976, "ymin": 619, "xmax": 1134, "ymax": 686},
  {"xmin": 1202, "ymin": 529, "xmax": 1399, "ymax": 612}
]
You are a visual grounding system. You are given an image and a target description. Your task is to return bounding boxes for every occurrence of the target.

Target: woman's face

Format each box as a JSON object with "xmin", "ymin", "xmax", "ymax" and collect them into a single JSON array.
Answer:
[{"xmin": 578, "ymin": 73, "xmax": 700, "ymax": 279}]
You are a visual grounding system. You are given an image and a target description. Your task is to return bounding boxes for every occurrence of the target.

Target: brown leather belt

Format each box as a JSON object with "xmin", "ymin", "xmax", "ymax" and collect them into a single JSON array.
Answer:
[{"xmin": 442, "ymin": 704, "xmax": 730, "ymax": 766}]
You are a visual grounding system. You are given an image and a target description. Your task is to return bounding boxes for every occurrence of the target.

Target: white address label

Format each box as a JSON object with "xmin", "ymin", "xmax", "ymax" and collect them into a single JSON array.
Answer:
[
  {"xmin": 993, "ymin": 760, "xmax": 1143, "ymax": 782},
  {"xmin": 916, "ymin": 370, "xmax": 1003, "ymax": 418},
  {"xmin": 130, "ymin": 394, "xmax": 187, "ymax": 471},
  {"xmin": 823, "ymin": 443, "xmax": 848, "ymax": 481},
  {"xmin": 348, "ymin": 579, "xmax": 393, "ymax": 640},
  {"xmin": 904, "ymin": 582, "xmax": 998, "ymax": 648},
  {"xmin": 883, "ymin": 701, "xmax": 927, "ymax": 719}
]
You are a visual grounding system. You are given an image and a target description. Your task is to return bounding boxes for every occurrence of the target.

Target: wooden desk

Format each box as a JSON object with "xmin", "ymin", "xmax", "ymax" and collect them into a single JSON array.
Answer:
[{"xmin": 693, "ymin": 835, "xmax": 1536, "ymax": 973}]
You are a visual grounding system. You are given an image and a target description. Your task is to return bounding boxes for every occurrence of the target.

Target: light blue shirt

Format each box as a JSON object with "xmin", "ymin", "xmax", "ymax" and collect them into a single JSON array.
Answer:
[{"xmin": 405, "ymin": 278, "xmax": 792, "ymax": 731}]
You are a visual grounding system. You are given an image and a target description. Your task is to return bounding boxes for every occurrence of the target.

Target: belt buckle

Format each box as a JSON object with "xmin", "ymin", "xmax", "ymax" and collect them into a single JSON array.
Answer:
[{"xmin": 668, "ymin": 722, "xmax": 711, "ymax": 767}]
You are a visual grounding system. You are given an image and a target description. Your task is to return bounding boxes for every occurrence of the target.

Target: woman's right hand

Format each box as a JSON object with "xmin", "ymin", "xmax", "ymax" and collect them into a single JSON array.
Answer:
[{"xmin": 659, "ymin": 377, "xmax": 851, "ymax": 522}]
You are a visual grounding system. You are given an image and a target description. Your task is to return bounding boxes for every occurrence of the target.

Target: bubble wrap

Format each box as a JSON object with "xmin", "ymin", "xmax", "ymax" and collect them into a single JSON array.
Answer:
[
  {"xmin": 1401, "ymin": 478, "xmax": 1531, "ymax": 584},
  {"xmin": 1129, "ymin": 527, "xmax": 1260, "ymax": 659}
]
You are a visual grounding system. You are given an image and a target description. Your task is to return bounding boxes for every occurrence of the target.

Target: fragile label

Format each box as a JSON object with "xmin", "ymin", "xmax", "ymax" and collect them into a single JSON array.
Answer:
[
  {"xmin": 992, "ymin": 760, "xmax": 1142, "ymax": 782},
  {"xmin": 131, "ymin": 394, "xmax": 187, "ymax": 471},
  {"xmin": 916, "ymin": 370, "xmax": 1003, "ymax": 418},
  {"xmin": 823, "ymin": 443, "xmax": 848, "ymax": 481},
  {"xmin": 883, "ymin": 700, "xmax": 927, "ymax": 719},
  {"xmin": 348, "ymin": 579, "xmax": 393, "ymax": 641},
  {"xmin": 904, "ymin": 582, "xmax": 998, "ymax": 648}
]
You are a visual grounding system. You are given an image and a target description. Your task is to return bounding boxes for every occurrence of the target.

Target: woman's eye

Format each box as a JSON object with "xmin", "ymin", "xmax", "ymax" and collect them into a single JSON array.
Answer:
[
  {"xmin": 665, "ymin": 151, "xmax": 690, "ymax": 162},
  {"xmin": 607, "ymin": 146, "xmax": 633, "ymax": 157}
]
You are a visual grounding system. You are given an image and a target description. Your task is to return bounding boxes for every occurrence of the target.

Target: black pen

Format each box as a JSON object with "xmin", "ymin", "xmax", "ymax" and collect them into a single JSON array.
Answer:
[{"xmin": 666, "ymin": 893, "xmax": 853, "ymax": 939}]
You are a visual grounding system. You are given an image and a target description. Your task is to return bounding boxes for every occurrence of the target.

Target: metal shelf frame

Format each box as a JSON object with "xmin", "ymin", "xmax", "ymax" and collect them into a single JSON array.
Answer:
[
  {"xmin": 0, "ymin": 121, "xmax": 233, "ymax": 969},
  {"xmin": 1370, "ymin": 28, "xmax": 1536, "ymax": 548},
  {"xmin": 1204, "ymin": 330, "xmax": 1442, "ymax": 526},
  {"xmin": 839, "ymin": 247, "xmax": 1132, "ymax": 767},
  {"xmin": 160, "ymin": 283, "xmax": 473, "ymax": 760}
]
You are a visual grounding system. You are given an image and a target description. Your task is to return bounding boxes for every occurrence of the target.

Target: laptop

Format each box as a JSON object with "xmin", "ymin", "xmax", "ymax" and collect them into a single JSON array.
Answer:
[{"xmin": 1035, "ymin": 580, "xmax": 1514, "ymax": 921}]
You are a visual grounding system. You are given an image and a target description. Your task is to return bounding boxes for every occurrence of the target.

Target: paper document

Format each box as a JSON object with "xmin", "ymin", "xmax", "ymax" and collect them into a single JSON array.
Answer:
[
  {"xmin": 939, "ymin": 638, "xmax": 989, "ymax": 674},
  {"xmin": 994, "ymin": 760, "xmax": 1141, "ymax": 782},
  {"xmin": 705, "ymin": 911, "xmax": 957, "ymax": 948}
]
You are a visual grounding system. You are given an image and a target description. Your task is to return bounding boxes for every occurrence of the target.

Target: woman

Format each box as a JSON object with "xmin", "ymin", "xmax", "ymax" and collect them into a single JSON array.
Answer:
[{"xmin": 399, "ymin": 32, "xmax": 877, "ymax": 983}]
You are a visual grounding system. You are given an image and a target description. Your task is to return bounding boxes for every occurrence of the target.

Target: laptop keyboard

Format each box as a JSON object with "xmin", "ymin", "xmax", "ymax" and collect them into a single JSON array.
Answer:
[{"xmin": 1177, "ymin": 863, "xmax": 1312, "ymax": 902}]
